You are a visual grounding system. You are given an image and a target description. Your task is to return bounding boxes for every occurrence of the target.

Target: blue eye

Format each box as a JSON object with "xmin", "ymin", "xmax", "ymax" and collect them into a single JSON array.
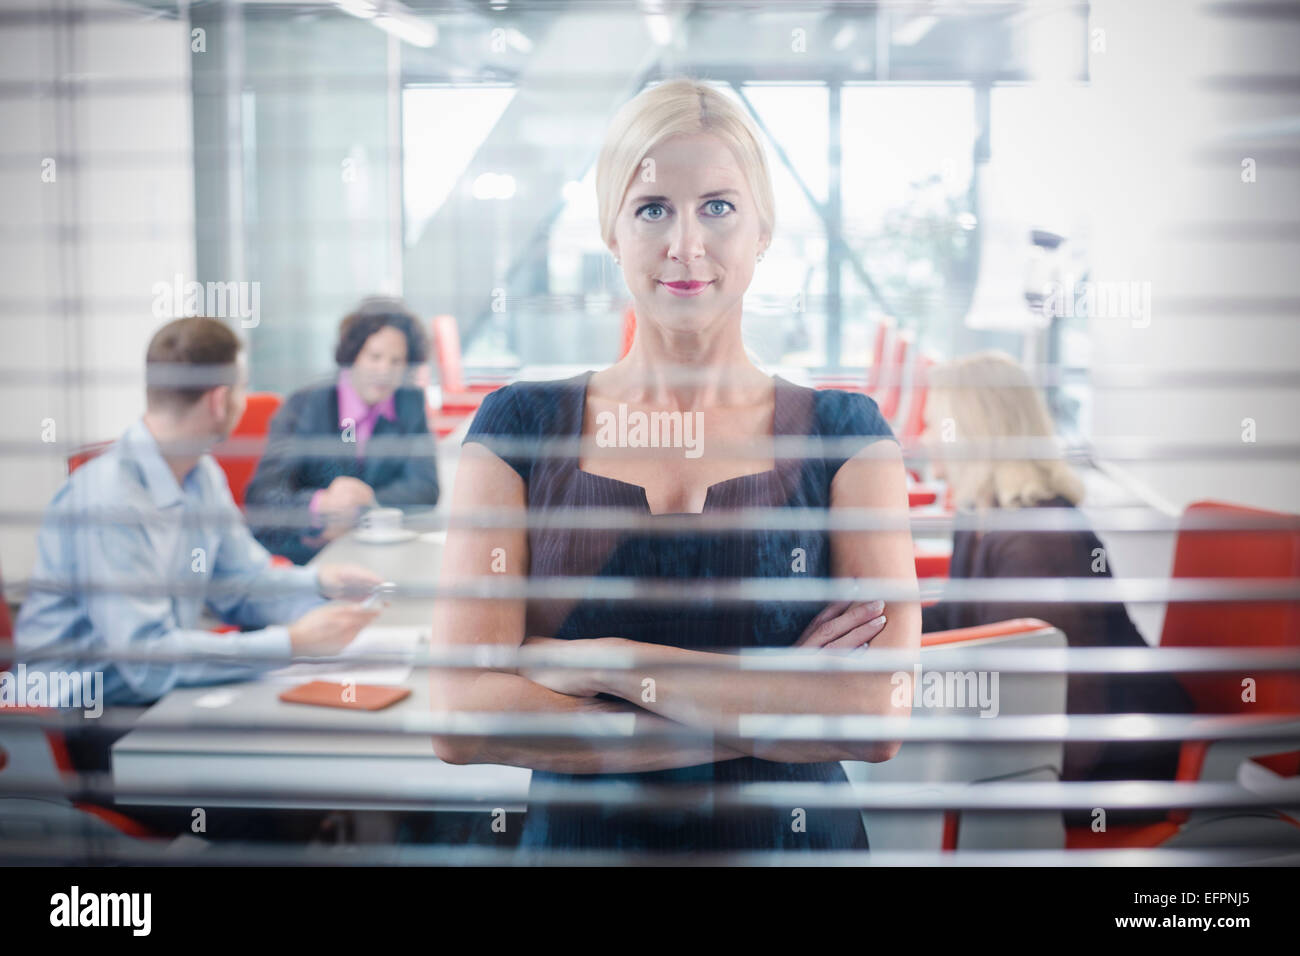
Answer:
[
  {"xmin": 636, "ymin": 202, "xmax": 667, "ymax": 221},
  {"xmin": 704, "ymin": 199, "xmax": 734, "ymax": 217}
]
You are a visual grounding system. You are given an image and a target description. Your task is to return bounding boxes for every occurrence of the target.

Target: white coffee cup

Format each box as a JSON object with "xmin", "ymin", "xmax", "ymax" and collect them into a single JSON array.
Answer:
[{"xmin": 361, "ymin": 507, "xmax": 403, "ymax": 537}]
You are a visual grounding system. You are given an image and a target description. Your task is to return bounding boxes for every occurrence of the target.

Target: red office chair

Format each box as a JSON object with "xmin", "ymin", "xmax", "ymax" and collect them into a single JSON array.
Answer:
[
  {"xmin": 431, "ymin": 314, "xmax": 505, "ymax": 413},
  {"xmin": 898, "ymin": 352, "xmax": 936, "ymax": 444},
  {"xmin": 0, "ymin": 707, "xmax": 164, "ymax": 842},
  {"xmin": 67, "ymin": 397, "xmax": 283, "ymax": 511},
  {"xmin": 813, "ymin": 316, "xmax": 895, "ymax": 392},
  {"xmin": 809, "ymin": 328, "xmax": 937, "ymax": 508},
  {"xmin": 430, "ymin": 416, "xmax": 468, "ymax": 440},
  {"xmin": 216, "ymin": 392, "xmax": 301, "ymax": 565},
  {"xmin": 873, "ymin": 330, "xmax": 912, "ymax": 423},
  {"xmin": 412, "ymin": 363, "xmax": 465, "ymax": 439},
  {"xmin": 66, "ymin": 413, "xmax": 292, "ymax": 565},
  {"xmin": 0, "ymin": 576, "xmax": 158, "ymax": 842},
  {"xmin": 821, "ymin": 331, "xmax": 914, "ymax": 502},
  {"xmin": 67, "ymin": 441, "xmax": 112, "ymax": 475},
  {"xmin": 1, "ymin": 560, "xmax": 12, "ymax": 712},
  {"xmin": 428, "ymin": 314, "xmax": 512, "ymax": 438},
  {"xmin": 1064, "ymin": 499, "xmax": 1300, "ymax": 849},
  {"xmin": 897, "ymin": 351, "xmax": 947, "ymax": 505},
  {"xmin": 864, "ymin": 317, "xmax": 894, "ymax": 394},
  {"xmin": 814, "ymin": 325, "xmax": 934, "ymax": 508},
  {"xmin": 0, "ymin": 559, "xmax": 13, "ymax": 644},
  {"xmin": 914, "ymin": 550, "xmax": 952, "ymax": 579},
  {"xmin": 853, "ymin": 618, "xmax": 1069, "ymax": 852},
  {"xmin": 211, "ymin": 392, "xmax": 282, "ymax": 509}
]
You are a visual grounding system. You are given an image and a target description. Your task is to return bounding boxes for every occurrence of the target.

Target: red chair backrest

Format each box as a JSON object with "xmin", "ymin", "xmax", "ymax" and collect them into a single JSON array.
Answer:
[
  {"xmin": 67, "ymin": 440, "xmax": 112, "ymax": 475},
  {"xmin": 0, "ymin": 559, "xmax": 11, "ymax": 642},
  {"xmin": 0, "ymin": 707, "xmax": 161, "ymax": 838},
  {"xmin": 619, "ymin": 305, "xmax": 637, "ymax": 360},
  {"xmin": 432, "ymin": 314, "xmax": 465, "ymax": 394},
  {"xmin": 1159, "ymin": 500, "xmax": 1300, "ymax": 716},
  {"xmin": 864, "ymin": 318, "xmax": 894, "ymax": 392},
  {"xmin": 899, "ymin": 352, "xmax": 935, "ymax": 442},
  {"xmin": 213, "ymin": 392, "xmax": 283, "ymax": 508},
  {"xmin": 876, "ymin": 330, "xmax": 912, "ymax": 422},
  {"xmin": 921, "ymin": 617, "xmax": 1054, "ymax": 647}
]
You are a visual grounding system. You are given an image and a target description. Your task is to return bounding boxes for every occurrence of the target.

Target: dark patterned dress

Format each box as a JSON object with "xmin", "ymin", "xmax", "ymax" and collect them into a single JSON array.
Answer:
[{"xmin": 463, "ymin": 370, "xmax": 899, "ymax": 851}]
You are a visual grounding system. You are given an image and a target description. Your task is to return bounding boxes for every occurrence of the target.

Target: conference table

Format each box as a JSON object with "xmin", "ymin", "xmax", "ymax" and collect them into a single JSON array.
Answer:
[{"xmin": 110, "ymin": 524, "xmax": 533, "ymax": 815}]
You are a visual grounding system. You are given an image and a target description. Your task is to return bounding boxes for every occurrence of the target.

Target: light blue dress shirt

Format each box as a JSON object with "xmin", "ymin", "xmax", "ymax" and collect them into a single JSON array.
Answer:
[{"xmin": 15, "ymin": 418, "xmax": 327, "ymax": 705}]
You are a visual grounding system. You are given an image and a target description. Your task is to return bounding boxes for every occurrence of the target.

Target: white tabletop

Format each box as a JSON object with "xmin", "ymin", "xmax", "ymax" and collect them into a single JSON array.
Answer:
[
  {"xmin": 111, "ymin": 526, "xmax": 533, "ymax": 811},
  {"xmin": 310, "ymin": 525, "xmax": 445, "ymax": 627},
  {"xmin": 110, "ymin": 672, "xmax": 531, "ymax": 812}
]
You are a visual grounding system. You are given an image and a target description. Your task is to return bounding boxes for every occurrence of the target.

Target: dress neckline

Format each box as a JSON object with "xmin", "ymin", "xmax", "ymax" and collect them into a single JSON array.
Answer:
[{"xmin": 569, "ymin": 368, "xmax": 797, "ymax": 516}]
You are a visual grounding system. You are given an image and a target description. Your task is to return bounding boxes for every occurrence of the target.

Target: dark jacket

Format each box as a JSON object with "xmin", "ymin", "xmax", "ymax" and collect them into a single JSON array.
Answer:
[
  {"xmin": 921, "ymin": 495, "xmax": 1193, "ymax": 824},
  {"xmin": 245, "ymin": 381, "xmax": 440, "ymax": 565}
]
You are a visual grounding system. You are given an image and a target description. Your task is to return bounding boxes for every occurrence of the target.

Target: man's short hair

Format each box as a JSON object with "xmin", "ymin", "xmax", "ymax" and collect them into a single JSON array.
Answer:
[{"xmin": 145, "ymin": 316, "xmax": 242, "ymax": 412}]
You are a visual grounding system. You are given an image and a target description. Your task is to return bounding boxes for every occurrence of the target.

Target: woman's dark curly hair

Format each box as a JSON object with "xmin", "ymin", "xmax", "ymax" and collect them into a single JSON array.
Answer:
[{"xmin": 333, "ymin": 296, "xmax": 428, "ymax": 367}]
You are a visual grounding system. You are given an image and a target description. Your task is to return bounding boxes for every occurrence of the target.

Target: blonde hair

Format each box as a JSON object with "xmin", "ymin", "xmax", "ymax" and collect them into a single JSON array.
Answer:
[
  {"xmin": 595, "ymin": 77, "xmax": 776, "ymax": 251},
  {"xmin": 926, "ymin": 350, "xmax": 1085, "ymax": 511}
]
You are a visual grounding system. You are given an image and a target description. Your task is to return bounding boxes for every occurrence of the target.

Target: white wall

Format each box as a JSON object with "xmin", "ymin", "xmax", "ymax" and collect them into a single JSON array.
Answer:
[
  {"xmin": 1084, "ymin": 0, "xmax": 1300, "ymax": 514},
  {"xmin": 0, "ymin": 0, "xmax": 196, "ymax": 601}
]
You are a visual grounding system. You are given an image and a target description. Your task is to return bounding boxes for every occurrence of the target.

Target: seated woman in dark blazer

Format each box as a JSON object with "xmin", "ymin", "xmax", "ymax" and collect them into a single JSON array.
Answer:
[
  {"xmin": 246, "ymin": 297, "xmax": 440, "ymax": 565},
  {"xmin": 918, "ymin": 351, "xmax": 1192, "ymax": 825}
]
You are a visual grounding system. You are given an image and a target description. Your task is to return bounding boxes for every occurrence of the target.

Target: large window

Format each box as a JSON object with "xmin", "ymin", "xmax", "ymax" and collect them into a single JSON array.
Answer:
[
  {"xmin": 402, "ymin": 85, "xmax": 517, "ymax": 247},
  {"xmin": 396, "ymin": 78, "xmax": 1093, "ymax": 397},
  {"xmin": 841, "ymin": 84, "xmax": 978, "ymax": 362}
]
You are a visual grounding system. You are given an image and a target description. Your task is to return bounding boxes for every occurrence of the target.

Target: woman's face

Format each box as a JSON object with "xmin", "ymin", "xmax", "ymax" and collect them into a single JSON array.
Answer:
[
  {"xmin": 610, "ymin": 131, "xmax": 769, "ymax": 335},
  {"xmin": 351, "ymin": 325, "xmax": 408, "ymax": 405}
]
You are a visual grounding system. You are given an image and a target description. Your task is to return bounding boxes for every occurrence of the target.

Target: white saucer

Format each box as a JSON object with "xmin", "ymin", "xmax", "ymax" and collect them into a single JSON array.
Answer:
[
  {"xmin": 195, "ymin": 689, "xmax": 239, "ymax": 709},
  {"xmin": 354, "ymin": 528, "xmax": 418, "ymax": 544}
]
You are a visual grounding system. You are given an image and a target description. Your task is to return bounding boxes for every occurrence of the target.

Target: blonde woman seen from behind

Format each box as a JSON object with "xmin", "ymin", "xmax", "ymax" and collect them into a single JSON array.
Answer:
[{"xmin": 919, "ymin": 351, "xmax": 1191, "ymax": 826}]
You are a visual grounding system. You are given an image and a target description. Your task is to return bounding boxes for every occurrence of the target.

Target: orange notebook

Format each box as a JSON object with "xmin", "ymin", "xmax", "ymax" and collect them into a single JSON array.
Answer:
[{"xmin": 279, "ymin": 681, "xmax": 411, "ymax": 711}]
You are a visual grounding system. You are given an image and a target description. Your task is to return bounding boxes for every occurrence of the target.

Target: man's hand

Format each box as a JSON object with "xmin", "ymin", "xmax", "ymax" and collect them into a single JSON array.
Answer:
[
  {"xmin": 318, "ymin": 477, "xmax": 376, "ymax": 513},
  {"xmin": 308, "ymin": 478, "xmax": 377, "ymax": 544},
  {"xmin": 288, "ymin": 602, "xmax": 380, "ymax": 656},
  {"xmin": 317, "ymin": 563, "xmax": 384, "ymax": 600},
  {"xmin": 303, "ymin": 525, "xmax": 348, "ymax": 548},
  {"xmin": 794, "ymin": 600, "xmax": 888, "ymax": 650}
]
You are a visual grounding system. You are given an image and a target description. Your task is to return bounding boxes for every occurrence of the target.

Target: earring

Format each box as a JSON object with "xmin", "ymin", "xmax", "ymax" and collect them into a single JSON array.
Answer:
[
  {"xmin": 757, "ymin": 252, "xmax": 765, "ymax": 262},
  {"xmin": 613, "ymin": 256, "xmax": 621, "ymax": 264}
]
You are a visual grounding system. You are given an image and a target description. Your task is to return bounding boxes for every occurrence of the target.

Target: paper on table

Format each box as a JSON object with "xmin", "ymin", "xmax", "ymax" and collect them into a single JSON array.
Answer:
[{"xmin": 262, "ymin": 626, "xmax": 425, "ymax": 686}]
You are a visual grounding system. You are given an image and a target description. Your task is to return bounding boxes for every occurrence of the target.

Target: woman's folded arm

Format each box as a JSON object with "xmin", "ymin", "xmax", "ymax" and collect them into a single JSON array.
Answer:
[
  {"xmin": 429, "ymin": 442, "xmax": 749, "ymax": 772},
  {"xmin": 433, "ymin": 433, "xmax": 919, "ymax": 769},
  {"xmin": 584, "ymin": 622, "xmax": 919, "ymax": 764},
  {"xmin": 429, "ymin": 668, "xmax": 751, "ymax": 772},
  {"xmin": 591, "ymin": 440, "xmax": 920, "ymax": 763}
]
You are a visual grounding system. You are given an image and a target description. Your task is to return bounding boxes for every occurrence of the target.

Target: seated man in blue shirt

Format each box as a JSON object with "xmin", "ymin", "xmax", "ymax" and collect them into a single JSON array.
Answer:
[{"xmin": 16, "ymin": 316, "xmax": 385, "ymax": 712}]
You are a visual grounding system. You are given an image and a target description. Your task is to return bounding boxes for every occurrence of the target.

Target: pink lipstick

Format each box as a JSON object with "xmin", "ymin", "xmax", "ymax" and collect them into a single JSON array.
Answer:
[{"xmin": 660, "ymin": 280, "xmax": 713, "ymax": 297}]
